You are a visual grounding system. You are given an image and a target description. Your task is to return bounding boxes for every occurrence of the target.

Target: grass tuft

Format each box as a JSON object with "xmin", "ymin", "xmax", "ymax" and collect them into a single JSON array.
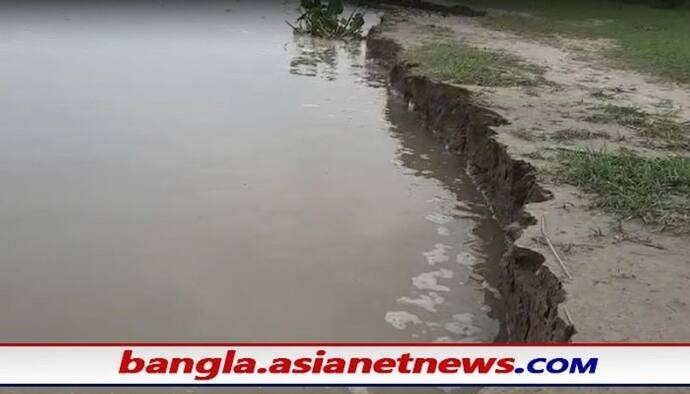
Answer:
[
  {"xmin": 404, "ymin": 42, "xmax": 546, "ymax": 86},
  {"xmin": 584, "ymin": 104, "xmax": 690, "ymax": 149},
  {"xmin": 551, "ymin": 128, "xmax": 609, "ymax": 141},
  {"xmin": 558, "ymin": 150, "xmax": 690, "ymax": 228},
  {"xmin": 511, "ymin": 128, "xmax": 547, "ymax": 141},
  {"xmin": 584, "ymin": 104, "xmax": 650, "ymax": 128},
  {"xmin": 639, "ymin": 117, "xmax": 690, "ymax": 145}
]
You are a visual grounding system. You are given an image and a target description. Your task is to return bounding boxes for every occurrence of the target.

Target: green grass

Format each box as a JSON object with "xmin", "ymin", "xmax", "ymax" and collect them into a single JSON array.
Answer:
[
  {"xmin": 584, "ymin": 104, "xmax": 690, "ymax": 149},
  {"xmin": 584, "ymin": 104, "xmax": 650, "ymax": 127},
  {"xmin": 639, "ymin": 118, "xmax": 690, "ymax": 147},
  {"xmin": 404, "ymin": 41, "xmax": 546, "ymax": 86},
  {"xmin": 457, "ymin": 0, "xmax": 690, "ymax": 82},
  {"xmin": 558, "ymin": 150, "xmax": 690, "ymax": 228}
]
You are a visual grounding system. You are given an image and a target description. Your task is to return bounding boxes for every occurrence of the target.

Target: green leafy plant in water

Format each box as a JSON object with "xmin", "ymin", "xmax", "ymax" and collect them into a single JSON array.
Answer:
[{"xmin": 288, "ymin": 0, "xmax": 365, "ymax": 39}]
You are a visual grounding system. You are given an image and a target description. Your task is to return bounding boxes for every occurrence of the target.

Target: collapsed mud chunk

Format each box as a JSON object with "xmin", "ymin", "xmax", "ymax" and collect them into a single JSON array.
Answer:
[
  {"xmin": 503, "ymin": 221, "xmax": 524, "ymax": 241},
  {"xmin": 528, "ymin": 185, "xmax": 554, "ymax": 203},
  {"xmin": 513, "ymin": 246, "xmax": 546, "ymax": 272}
]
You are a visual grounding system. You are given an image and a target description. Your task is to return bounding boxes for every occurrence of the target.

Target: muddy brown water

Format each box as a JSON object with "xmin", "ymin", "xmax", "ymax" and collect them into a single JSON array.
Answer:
[{"xmin": 0, "ymin": 1, "xmax": 505, "ymax": 393}]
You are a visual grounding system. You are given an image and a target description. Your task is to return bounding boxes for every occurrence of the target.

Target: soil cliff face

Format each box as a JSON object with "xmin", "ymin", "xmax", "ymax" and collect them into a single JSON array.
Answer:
[{"xmin": 367, "ymin": 25, "xmax": 575, "ymax": 342}]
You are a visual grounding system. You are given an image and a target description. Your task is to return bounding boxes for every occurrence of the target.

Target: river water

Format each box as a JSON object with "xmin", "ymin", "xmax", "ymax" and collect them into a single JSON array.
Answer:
[{"xmin": 0, "ymin": 1, "xmax": 505, "ymax": 393}]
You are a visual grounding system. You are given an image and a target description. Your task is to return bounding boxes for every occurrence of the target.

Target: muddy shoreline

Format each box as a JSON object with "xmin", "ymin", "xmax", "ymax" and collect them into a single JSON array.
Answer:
[{"xmin": 366, "ymin": 22, "xmax": 575, "ymax": 342}]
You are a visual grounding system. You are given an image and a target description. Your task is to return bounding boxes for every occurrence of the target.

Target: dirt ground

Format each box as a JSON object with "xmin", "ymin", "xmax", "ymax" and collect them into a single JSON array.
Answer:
[{"xmin": 373, "ymin": 4, "xmax": 690, "ymax": 354}]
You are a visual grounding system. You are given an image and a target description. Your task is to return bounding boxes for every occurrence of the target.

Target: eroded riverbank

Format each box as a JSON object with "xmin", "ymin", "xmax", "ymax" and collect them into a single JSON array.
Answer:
[
  {"xmin": 367, "ymin": 22, "xmax": 573, "ymax": 343},
  {"xmin": 367, "ymin": 1, "xmax": 690, "ymax": 353}
]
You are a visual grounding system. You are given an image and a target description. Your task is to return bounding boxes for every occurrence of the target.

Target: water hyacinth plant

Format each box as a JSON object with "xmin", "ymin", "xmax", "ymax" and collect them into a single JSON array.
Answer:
[{"xmin": 288, "ymin": 0, "xmax": 366, "ymax": 39}]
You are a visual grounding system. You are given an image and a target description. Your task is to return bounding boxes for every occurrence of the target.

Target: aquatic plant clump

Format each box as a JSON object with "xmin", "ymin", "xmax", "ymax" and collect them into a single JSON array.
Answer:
[{"xmin": 288, "ymin": 0, "xmax": 365, "ymax": 39}]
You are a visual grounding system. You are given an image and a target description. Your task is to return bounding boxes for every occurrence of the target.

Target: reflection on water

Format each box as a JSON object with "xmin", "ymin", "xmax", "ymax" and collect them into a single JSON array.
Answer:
[
  {"xmin": 290, "ymin": 35, "xmax": 386, "ymax": 88},
  {"xmin": 0, "ymin": 1, "xmax": 503, "ymax": 394},
  {"xmin": 382, "ymin": 95, "xmax": 506, "ymax": 347},
  {"xmin": 290, "ymin": 36, "xmax": 340, "ymax": 80}
]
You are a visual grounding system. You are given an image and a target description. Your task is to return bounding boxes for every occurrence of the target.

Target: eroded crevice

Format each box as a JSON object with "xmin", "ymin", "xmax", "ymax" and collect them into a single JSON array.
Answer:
[{"xmin": 367, "ymin": 25, "xmax": 575, "ymax": 342}]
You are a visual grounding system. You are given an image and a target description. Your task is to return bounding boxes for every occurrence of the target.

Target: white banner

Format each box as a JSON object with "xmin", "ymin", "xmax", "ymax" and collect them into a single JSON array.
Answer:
[{"xmin": 0, "ymin": 344, "xmax": 688, "ymax": 386}]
